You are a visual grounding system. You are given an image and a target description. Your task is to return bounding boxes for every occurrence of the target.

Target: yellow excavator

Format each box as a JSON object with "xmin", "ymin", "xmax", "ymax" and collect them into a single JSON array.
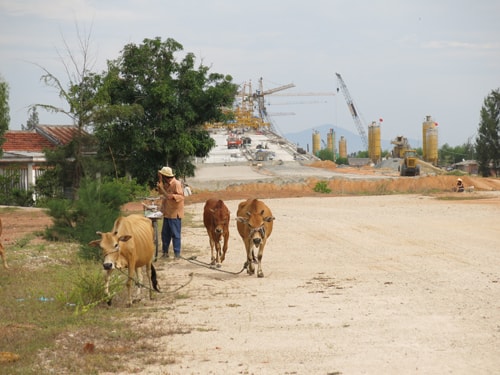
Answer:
[{"xmin": 399, "ymin": 149, "xmax": 421, "ymax": 176}]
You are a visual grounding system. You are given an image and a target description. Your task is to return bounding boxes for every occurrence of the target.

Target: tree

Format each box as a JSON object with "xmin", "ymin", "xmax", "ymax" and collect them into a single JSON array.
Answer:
[
  {"xmin": 0, "ymin": 75, "xmax": 9, "ymax": 156},
  {"xmin": 33, "ymin": 24, "xmax": 101, "ymax": 194},
  {"xmin": 475, "ymin": 89, "xmax": 500, "ymax": 177},
  {"xmin": 93, "ymin": 37, "xmax": 238, "ymax": 186},
  {"xmin": 22, "ymin": 107, "xmax": 39, "ymax": 131},
  {"xmin": 438, "ymin": 142, "xmax": 475, "ymax": 166},
  {"xmin": 316, "ymin": 148, "xmax": 334, "ymax": 162}
]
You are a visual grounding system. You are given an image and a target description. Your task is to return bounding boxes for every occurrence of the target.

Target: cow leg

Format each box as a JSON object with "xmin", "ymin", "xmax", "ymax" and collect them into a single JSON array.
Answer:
[
  {"xmin": 0, "ymin": 243, "xmax": 8, "ymax": 269},
  {"xmin": 126, "ymin": 266, "xmax": 138, "ymax": 308},
  {"xmin": 256, "ymin": 244, "xmax": 265, "ymax": 278},
  {"xmin": 209, "ymin": 236, "xmax": 216, "ymax": 265},
  {"xmin": 246, "ymin": 244, "xmax": 255, "ymax": 275},
  {"xmin": 144, "ymin": 263, "xmax": 154, "ymax": 300},
  {"xmin": 221, "ymin": 232, "xmax": 229, "ymax": 263},
  {"xmin": 214, "ymin": 238, "xmax": 222, "ymax": 267},
  {"xmin": 132, "ymin": 267, "xmax": 143, "ymax": 304}
]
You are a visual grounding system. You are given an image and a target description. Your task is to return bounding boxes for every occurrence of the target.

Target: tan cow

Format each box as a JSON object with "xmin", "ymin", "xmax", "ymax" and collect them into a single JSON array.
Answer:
[
  {"xmin": 89, "ymin": 214, "xmax": 160, "ymax": 307},
  {"xmin": 0, "ymin": 218, "xmax": 8, "ymax": 269},
  {"xmin": 236, "ymin": 199, "xmax": 275, "ymax": 277},
  {"xmin": 203, "ymin": 198, "xmax": 230, "ymax": 266}
]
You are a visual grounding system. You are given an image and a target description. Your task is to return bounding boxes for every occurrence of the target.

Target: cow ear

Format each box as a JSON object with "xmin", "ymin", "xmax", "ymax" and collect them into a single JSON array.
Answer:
[
  {"xmin": 88, "ymin": 231, "xmax": 103, "ymax": 246},
  {"xmin": 264, "ymin": 216, "xmax": 275, "ymax": 222},
  {"xmin": 236, "ymin": 217, "xmax": 247, "ymax": 223},
  {"xmin": 118, "ymin": 235, "xmax": 132, "ymax": 242}
]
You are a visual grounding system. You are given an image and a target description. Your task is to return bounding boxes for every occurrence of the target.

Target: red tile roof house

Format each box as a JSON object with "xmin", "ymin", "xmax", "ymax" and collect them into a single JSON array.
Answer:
[{"xmin": 0, "ymin": 125, "xmax": 87, "ymax": 195}]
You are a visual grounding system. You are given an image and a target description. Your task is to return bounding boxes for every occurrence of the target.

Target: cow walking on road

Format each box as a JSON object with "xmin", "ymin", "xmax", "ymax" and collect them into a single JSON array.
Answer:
[
  {"xmin": 89, "ymin": 214, "xmax": 160, "ymax": 307},
  {"xmin": 203, "ymin": 198, "xmax": 230, "ymax": 266},
  {"xmin": 236, "ymin": 199, "xmax": 275, "ymax": 277}
]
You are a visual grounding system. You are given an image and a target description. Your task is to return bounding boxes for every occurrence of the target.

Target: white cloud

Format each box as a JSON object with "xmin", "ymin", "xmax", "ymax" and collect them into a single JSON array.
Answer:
[{"xmin": 423, "ymin": 40, "xmax": 500, "ymax": 50}]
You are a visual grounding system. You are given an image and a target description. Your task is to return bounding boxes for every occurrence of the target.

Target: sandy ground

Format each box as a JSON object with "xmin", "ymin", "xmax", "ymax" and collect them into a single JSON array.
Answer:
[{"xmin": 139, "ymin": 192, "xmax": 500, "ymax": 375}]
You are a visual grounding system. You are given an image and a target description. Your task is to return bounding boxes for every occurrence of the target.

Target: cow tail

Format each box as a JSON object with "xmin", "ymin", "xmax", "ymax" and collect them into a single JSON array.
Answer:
[{"xmin": 151, "ymin": 264, "xmax": 161, "ymax": 292}]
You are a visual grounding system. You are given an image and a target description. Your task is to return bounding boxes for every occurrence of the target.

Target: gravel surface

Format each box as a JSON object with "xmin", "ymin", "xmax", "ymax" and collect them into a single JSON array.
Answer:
[{"xmin": 129, "ymin": 192, "xmax": 500, "ymax": 375}]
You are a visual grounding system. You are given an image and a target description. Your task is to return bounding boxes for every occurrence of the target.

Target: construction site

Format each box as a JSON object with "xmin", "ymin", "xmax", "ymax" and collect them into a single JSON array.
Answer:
[
  {"xmin": 191, "ymin": 74, "xmax": 499, "ymax": 196},
  {"xmin": 202, "ymin": 74, "xmax": 448, "ymax": 176}
]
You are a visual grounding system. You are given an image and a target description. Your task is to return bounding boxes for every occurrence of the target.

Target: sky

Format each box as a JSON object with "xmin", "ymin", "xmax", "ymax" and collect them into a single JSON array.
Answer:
[{"xmin": 1, "ymin": 0, "xmax": 499, "ymax": 150}]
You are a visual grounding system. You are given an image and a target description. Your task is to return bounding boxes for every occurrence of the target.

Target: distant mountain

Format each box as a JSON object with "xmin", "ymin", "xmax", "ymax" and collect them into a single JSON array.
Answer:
[{"xmin": 283, "ymin": 124, "xmax": 418, "ymax": 155}]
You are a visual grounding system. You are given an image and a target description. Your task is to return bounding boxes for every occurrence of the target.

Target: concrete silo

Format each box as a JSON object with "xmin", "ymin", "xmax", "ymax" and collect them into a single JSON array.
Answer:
[
  {"xmin": 426, "ymin": 126, "xmax": 439, "ymax": 166},
  {"xmin": 422, "ymin": 115, "xmax": 438, "ymax": 163},
  {"xmin": 326, "ymin": 128, "xmax": 336, "ymax": 157},
  {"xmin": 312, "ymin": 131, "xmax": 321, "ymax": 156},
  {"xmin": 339, "ymin": 136, "xmax": 347, "ymax": 159},
  {"xmin": 368, "ymin": 121, "xmax": 381, "ymax": 164}
]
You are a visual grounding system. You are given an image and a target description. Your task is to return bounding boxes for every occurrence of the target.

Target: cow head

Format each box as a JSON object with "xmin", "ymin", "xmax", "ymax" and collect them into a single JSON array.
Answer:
[
  {"xmin": 209, "ymin": 206, "xmax": 230, "ymax": 235},
  {"xmin": 89, "ymin": 231, "xmax": 132, "ymax": 270},
  {"xmin": 236, "ymin": 209, "xmax": 275, "ymax": 247}
]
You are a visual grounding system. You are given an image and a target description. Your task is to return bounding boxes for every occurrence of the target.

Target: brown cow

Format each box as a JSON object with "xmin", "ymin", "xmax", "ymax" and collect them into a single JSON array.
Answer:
[
  {"xmin": 89, "ymin": 214, "xmax": 160, "ymax": 307},
  {"xmin": 0, "ymin": 218, "xmax": 8, "ymax": 269},
  {"xmin": 203, "ymin": 198, "xmax": 230, "ymax": 266},
  {"xmin": 236, "ymin": 199, "xmax": 275, "ymax": 277}
]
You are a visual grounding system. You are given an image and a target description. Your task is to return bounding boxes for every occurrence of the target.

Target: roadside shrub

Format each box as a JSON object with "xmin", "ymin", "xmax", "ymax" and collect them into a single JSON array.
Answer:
[
  {"xmin": 0, "ymin": 172, "xmax": 35, "ymax": 206},
  {"xmin": 336, "ymin": 157, "xmax": 349, "ymax": 165},
  {"xmin": 67, "ymin": 262, "xmax": 123, "ymax": 314},
  {"xmin": 313, "ymin": 181, "xmax": 332, "ymax": 194},
  {"xmin": 446, "ymin": 170, "xmax": 467, "ymax": 176},
  {"xmin": 44, "ymin": 177, "xmax": 148, "ymax": 260},
  {"xmin": 6, "ymin": 188, "xmax": 34, "ymax": 206},
  {"xmin": 34, "ymin": 167, "xmax": 65, "ymax": 205}
]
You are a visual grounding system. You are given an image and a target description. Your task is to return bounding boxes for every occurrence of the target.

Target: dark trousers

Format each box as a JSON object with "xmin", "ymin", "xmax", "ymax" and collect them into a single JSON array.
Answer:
[{"xmin": 161, "ymin": 217, "xmax": 181, "ymax": 256}]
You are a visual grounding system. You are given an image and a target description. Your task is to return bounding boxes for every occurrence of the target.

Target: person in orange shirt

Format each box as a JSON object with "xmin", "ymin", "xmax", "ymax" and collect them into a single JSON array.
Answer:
[{"xmin": 157, "ymin": 167, "xmax": 185, "ymax": 259}]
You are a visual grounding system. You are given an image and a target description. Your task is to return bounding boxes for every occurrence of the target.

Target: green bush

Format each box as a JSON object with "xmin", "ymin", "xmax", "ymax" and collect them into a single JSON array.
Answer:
[
  {"xmin": 313, "ymin": 181, "xmax": 332, "ymax": 194},
  {"xmin": 44, "ymin": 177, "xmax": 148, "ymax": 260},
  {"xmin": 0, "ymin": 171, "xmax": 35, "ymax": 207},
  {"xmin": 67, "ymin": 262, "xmax": 123, "ymax": 313},
  {"xmin": 336, "ymin": 157, "xmax": 349, "ymax": 165},
  {"xmin": 34, "ymin": 167, "xmax": 65, "ymax": 205}
]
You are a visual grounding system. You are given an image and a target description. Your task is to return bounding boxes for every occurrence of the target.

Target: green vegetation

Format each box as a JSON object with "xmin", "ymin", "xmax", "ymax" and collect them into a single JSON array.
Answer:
[
  {"xmin": 0, "ymin": 170, "xmax": 34, "ymax": 206},
  {"xmin": 335, "ymin": 156, "xmax": 348, "ymax": 165},
  {"xmin": 316, "ymin": 148, "xmax": 334, "ymax": 162},
  {"xmin": 313, "ymin": 181, "xmax": 332, "ymax": 194},
  {"xmin": 475, "ymin": 89, "xmax": 500, "ymax": 176},
  {"xmin": 0, "ymin": 74, "xmax": 8, "ymax": 156},
  {"xmin": 0, "ymin": 240, "xmax": 135, "ymax": 374},
  {"xmin": 439, "ymin": 143, "xmax": 475, "ymax": 166},
  {"xmin": 0, "ymin": 205, "xmax": 199, "ymax": 373},
  {"xmin": 43, "ymin": 178, "xmax": 148, "ymax": 260},
  {"xmin": 34, "ymin": 35, "xmax": 238, "ymax": 194}
]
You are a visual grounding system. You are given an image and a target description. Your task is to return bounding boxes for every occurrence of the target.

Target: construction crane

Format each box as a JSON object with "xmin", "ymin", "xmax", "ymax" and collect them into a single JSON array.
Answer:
[
  {"xmin": 261, "ymin": 79, "xmax": 336, "ymax": 134},
  {"xmin": 254, "ymin": 77, "xmax": 295, "ymax": 133},
  {"xmin": 335, "ymin": 72, "xmax": 369, "ymax": 150}
]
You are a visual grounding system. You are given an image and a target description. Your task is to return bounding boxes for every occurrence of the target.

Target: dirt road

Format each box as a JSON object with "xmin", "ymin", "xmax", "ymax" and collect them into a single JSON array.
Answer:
[
  {"xmin": 142, "ymin": 193, "xmax": 500, "ymax": 375},
  {"xmin": 2, "ymin": 163, "xmax": 499, "ymax": 375}
]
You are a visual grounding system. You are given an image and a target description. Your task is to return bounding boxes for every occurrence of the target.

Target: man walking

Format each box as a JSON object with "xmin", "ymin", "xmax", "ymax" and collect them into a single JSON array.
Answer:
[{"xmin": 157, "ymin": 166, "xmax": 185, "ymax": 259}]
